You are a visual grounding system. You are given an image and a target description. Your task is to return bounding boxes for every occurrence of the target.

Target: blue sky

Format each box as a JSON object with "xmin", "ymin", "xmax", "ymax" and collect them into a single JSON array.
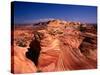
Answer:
[{"xmin": 13, "ymin": 1, "xmax": 97, "ymax": 24}]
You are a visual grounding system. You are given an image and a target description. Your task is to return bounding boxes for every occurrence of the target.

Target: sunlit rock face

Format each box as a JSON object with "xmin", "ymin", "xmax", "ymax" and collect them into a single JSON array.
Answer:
[
  {"xmin": 11, "ymin": 46, "xmax": 37, "ymax": 73},
  {"xmin": 12, "ymin": 19, "xmax": 97, "ymax": 73},
  {"xmin": 35, "ymin": 20, "xmax": 97, "ymax": 72}
]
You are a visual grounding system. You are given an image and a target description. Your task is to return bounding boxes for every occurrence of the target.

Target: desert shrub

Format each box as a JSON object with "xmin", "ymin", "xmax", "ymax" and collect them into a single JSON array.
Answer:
[
  {"xmin": 16, "ymin": 38, "xmax": 27, "ymax": 47},
  {"xmin": 79, "ymin": 24, "xmax": 86, "ymax": 32},
  {"xmin": 48, "ymin": 27, "xmax": 63, "ymax": 35}
]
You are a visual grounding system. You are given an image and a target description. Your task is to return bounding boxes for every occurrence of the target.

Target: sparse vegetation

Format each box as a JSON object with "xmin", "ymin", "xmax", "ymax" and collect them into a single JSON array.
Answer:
[{"xmin": 16, "ymin": 38, "xmax": 27, "ymax": 47}]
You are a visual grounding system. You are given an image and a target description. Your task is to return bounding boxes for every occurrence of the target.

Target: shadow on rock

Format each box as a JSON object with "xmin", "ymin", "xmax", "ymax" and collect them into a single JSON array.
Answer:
[{"xmin": 26, "ymin": 32, "xmax": 42, "ymax": 66}]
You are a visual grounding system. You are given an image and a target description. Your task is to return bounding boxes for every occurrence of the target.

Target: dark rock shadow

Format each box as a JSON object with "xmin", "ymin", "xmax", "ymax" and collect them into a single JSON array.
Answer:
[{"xmin": 26, "ymin": 33, "xmax": 41, "ymax": 66}]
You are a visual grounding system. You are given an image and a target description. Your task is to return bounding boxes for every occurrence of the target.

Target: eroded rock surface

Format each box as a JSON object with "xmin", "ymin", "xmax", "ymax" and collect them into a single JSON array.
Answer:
[{"xmin": 12, "ymin": 19, "xmax": 97, "ymax": 73}]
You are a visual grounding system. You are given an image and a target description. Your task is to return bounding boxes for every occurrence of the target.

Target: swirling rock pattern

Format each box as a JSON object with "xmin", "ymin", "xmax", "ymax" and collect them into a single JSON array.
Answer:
[
  {"xmin": 37, "ymin": 28, "xmax": 97, "ymax": 72},
  {"xmin": 11, "ymin": 19, "xmax": 97, "ymax": 73},
  {"xmin": 11, "ymin": 46, "xmax": 37, "ymax": 73}
]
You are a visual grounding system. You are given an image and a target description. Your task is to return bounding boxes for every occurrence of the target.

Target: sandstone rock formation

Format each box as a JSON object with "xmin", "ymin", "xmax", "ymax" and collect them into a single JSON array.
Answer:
[
  {"xmin": 11, "ymin": 45, "xmax": 37, "ymax": 73},
  {"xmin": 12, "ymin": 19, "xmax": 97, "ymax": 73}
]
